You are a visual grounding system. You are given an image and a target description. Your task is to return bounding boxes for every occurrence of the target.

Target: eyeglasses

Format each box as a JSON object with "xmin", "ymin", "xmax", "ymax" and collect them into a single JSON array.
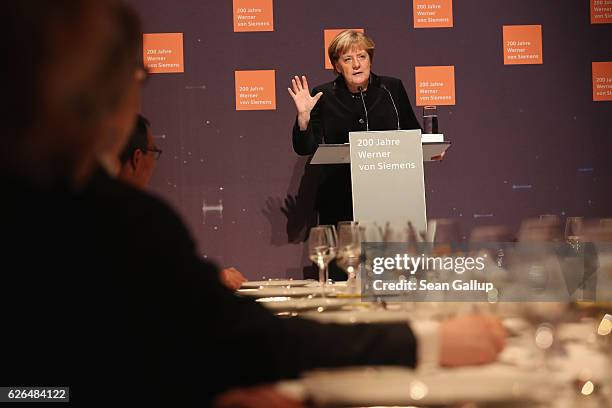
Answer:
[{"xmin": 141, "ymin": 146, "xmax": 162, "ymax": 160}]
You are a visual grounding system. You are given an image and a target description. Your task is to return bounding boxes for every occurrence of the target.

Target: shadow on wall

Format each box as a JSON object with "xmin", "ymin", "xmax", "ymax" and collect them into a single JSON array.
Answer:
[
  {"xmin": 262, "ymin": 156, "xmax": 322, "ymax": 245},
  {"xmin": 261, "ymin": 155, "xmax": 321, "ymax": 278}
]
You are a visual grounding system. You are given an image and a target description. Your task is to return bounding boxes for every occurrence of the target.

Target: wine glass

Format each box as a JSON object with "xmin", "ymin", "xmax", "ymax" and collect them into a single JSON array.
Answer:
[
  {"xmin": 308, "ymin": 226, "xmax": 337, "ymax": 287},
  {"xmin": 318, "ymin": 224, "xmax": 338, "ymax": 251},
  {"xmin": 318, "ymin": 224, "xmax": 338, "ymax": 283},
  {"xmin": 336, "ymin": 221, "xmax": 361, "ymax": 293},
  {"xmin": 521, "ymin": 301, "xmax": 569, "ymax": 373}
]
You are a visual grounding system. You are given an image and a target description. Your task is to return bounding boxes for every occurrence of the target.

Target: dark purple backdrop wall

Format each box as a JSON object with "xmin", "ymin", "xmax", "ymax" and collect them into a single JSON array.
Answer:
[{"xmin": 129, "ymin": 0, "xmax": 612, "ymax": 279}]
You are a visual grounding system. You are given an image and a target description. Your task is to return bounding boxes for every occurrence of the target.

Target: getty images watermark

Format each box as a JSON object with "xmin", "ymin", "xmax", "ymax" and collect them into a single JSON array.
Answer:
[
  {"xmin": 371, "ymin": 252, "xmax": 493, "ymax": 292},
  {"xmin": 359, "ymin": 242, "xmax": 612, "ymax": 302}
]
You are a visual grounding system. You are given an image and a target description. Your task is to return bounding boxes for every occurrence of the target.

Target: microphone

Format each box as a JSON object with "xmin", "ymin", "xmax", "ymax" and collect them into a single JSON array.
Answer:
[
  {"xmin": 357, "ymin": 86, "xmax": 369, "ymax": 131},
  {"xmin": 380, "ymin": 84, "xmax": 400, "ymax": 130}
]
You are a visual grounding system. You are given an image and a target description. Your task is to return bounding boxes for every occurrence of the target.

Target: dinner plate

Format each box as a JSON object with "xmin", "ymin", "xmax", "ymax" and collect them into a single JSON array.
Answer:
[
  {"xmin": 237, "ymin": 285, "xmax": 337, "ymax": 298},
  {"xmin": 256, "ymin": 297, "xmax": 355, "ymax": 312},
  {"xmin": 240, "ymin": 279, "xmax": 314, "ymax": 289},
  {"xmin": 297, "ymin": 366, "xmax": 552, "ymax": 406},
  {"xmin": 300, "ymin": 309, "xmax": 412, "ymax": 324}
]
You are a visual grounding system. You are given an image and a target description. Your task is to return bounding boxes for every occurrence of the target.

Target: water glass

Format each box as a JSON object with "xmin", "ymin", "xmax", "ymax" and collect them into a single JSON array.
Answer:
[{"xmin": 423, "ymin": 105, "xmax": 438, "ymax": 134}]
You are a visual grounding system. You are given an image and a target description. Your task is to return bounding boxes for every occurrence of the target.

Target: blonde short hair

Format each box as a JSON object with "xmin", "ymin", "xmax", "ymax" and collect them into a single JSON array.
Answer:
[{"xmin": 328, "ymin": 30, "xmax": 375, "ymax": 74}]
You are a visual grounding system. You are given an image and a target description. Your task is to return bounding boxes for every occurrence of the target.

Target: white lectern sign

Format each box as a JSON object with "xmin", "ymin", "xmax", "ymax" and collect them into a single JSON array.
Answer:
[{"xmin": 349, "ymin": 129, "xmax": 427, "ymax": 236}]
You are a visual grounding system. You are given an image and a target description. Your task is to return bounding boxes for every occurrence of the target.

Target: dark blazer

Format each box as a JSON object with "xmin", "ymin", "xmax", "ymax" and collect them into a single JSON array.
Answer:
[
  {"xmin": 293, "ymin": 73, "xmax": 421, "ymax": 155},
  {"xmin": 2, "ymin": 169, "xmax": 418, "ymax": 406},
  {"xmin": 292, "ymin": 74, "xmax": 421, "ymax": 226}
]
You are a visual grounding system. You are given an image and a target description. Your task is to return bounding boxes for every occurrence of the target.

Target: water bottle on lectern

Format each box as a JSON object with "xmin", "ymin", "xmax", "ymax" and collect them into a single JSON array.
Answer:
[{"xmin": 423, "ymin": 105, "xmax": 438, "ymax": 134}]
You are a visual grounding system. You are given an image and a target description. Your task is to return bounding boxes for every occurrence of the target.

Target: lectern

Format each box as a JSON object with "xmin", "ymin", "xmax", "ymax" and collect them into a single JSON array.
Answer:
[{"xmin": 310, "ymin": 129, "xmax": 451, "ymax": 237}]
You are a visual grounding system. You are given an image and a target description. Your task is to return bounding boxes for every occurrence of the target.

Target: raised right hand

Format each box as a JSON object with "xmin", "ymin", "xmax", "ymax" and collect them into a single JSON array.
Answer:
[{"xmin": 288, "ymin": 76, "xmax": 323, "ymax": 130}]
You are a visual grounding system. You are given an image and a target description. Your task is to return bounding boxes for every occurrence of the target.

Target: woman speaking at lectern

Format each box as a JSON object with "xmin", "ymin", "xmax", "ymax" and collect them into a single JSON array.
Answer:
[{"xmin": 289, "ymin": 30, "xmax": 421, "ymax": 228}]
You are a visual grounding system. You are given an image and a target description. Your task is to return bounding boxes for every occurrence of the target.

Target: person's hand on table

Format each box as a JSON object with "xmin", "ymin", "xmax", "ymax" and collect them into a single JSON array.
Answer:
[
  {"xmin": 287, "ymin": 75, "xmax": 323, "ymax": 130},
  {"xmin": 439, "ymin": 314, "xmax": 507, "ymax": 367},
  {"xmin": 212, "ymin": 385, "xmax": 303, "ymax": 408},
  {"xmin": 220, "ymin": 267, "xmax": 248, "ymax": 291}
]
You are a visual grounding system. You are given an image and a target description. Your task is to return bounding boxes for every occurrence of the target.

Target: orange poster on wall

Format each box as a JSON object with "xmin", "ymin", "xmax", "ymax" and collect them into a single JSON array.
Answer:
[
  {"xmin": 590, "ymin": 0, "xmax": 612, "ymax": 24},
  {"xmin": 323, "ymin": 28, "xmax": 365, "ymax": 69},
  {"xmin": 143, "ymin": 33, "xmax": 184, "ymax": 74},
  {"xmin": 592, "ymin": 62, "xmax": 612, "ymax": 101},
  {"xmin": 235, "ymin": 70, "xmax": 276, "ymax": 110},
  {"xmin": 415, "ymin": 66, "xmax": 456, "ymax": 106},
  {"xmin": 502, "ymin": 25, "xmax": 543, "ymax": 65},
  {"xmin": 233, "ymin": 0, "xmax": 274, "ymax": 32},
  {"xmin": 413, "ymin": 0, "xmax": 453, "ymax": 28}
]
